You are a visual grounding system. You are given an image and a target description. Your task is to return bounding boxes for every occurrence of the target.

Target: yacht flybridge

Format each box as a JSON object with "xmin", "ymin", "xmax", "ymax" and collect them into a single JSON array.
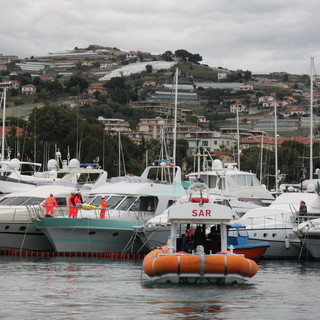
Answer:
[{"xmin": 187, "ymin": 159, "xmax": 274, "ymax": 205}]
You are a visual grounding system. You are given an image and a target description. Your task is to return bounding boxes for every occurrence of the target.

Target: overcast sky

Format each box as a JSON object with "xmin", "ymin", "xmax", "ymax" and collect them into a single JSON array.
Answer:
[{"xmin": 2, "ymin": 0, "xmax": 320, "ymax": 74}]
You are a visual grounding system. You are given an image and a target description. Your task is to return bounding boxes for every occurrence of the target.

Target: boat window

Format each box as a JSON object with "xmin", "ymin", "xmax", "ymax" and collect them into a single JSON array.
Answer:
[
  {"xmin": 238, "ymin": 229, "xmax": 248, "ymax": 237},
  {"xmin": 139, "ymin": 196, "xmax": 158, "ymax": 212},
  {"xmin": 108, "ymin": 196, "xmax": 125, "ymax": 209},
  {"xmin": 6, "ymin": 197, "xmax": 31, "ymax": 206},
  {"xmin": 22, "ymin": 197, "xmax": 44, "ymax": 205},
  {"xmin": 84, "ymin": 195, "xmax": 110, "ymax": 206},
  {"xmin": 231, "ymin": 175, "xmax": 261, "ymax": 187},
  {"xmin": 117, "ymin": 197, "xmax": 137, "ymax": 210},
  {"xmin": 208, "ymin": 176, "xmax": 217, "ymax": 188},
  {"xmin": 89, "ymin": 196, "xmax": 102, "ymax": 206},
  {"xmin": 56, "ymin": 198, "xmax": 66, "ymax": 206},
  {"xmin": 228, "ymin": 229, "xmax": 237, "ymax": 238},
  {"xmin": 129, "ymin": 198, "xmax": 140, "ymax": 211},
  {"xmin": 199, "ymin": 175, "xmax": 209, "ymax": 185},
  {"xmin": 0, "ymin": 197, "xmax": 16, "ymax": 206},
  {"xmin": 83, "ymin": 195, "xmax": 97, "ymax": 204},
  {"xmin": 217, "ymin": 177, "xmax": 225, "ymax": 190}
]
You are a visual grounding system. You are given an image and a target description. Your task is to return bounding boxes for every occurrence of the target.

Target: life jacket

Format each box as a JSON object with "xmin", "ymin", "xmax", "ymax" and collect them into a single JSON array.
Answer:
[{"xmin": 45, "ymin": 196, "xmax": 57, "ymax": 207}]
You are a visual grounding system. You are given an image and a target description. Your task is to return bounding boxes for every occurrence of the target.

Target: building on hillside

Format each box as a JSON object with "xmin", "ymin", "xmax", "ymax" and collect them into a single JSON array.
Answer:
[
  {"xmin": 197, "ymin": 116, "xmax": 209, "ymax": 129},
  {"xmin": 126, "ymin": 51, "xmax": 137, "ymax": 59},
  {"xmin": 0, "ymin": 54, "xmax": 19, "ymax": 64},
  {"xmin": 184, "ymin": 130, "xmax": 236, "ymax": 156},
  {"xmin": 0, "ymin": 80, "xmax": 19, "ymax": 90},
  {"xmin": 123, "ymin": 130, "xmax": 152, "ymax": 144},
  {"xmin": 212, "ymin": 151, "xmax": 234, "ymax": 163},
  {"xmin": 138, "ymin": 118, "xmax": 174, "ymax": 140},
  {"xmin": 281, "ymin": 108, "xmax": 307, "ymax": 118},
  {"xmin": 100, "ymin": 62, "xmax": 118, "ymax": 69},
  {"xmin": 21, "ymin": 84, "xmax": 36, "ymax": 95},
  {"xmin": 98, "ymin": 117, "xmax": 131, "ymax": 134},
  {"xmin": 230, "ymin": 103, "xmax": 247, "ymax": 113},
  {"xmin": 87, "ymin": 86, "xmax": 107, "ymax": 95},
  {"xmin": 0, "ymin": 65, "xmax": 7, "ymax": 71},
  {"xmin": 81, "ymin": 61, "xmax": 93, "ymax": 67},
  {"xmin": 143, "ymin": 81, "xmax": 157, "ymax": 87},
  {"xmin": 240, "ymin": 135, "xmax": 320, "ymax": 152},
  {"xmin": 239, "ymin": 84, "xmax": 253, "ymax": 91}
]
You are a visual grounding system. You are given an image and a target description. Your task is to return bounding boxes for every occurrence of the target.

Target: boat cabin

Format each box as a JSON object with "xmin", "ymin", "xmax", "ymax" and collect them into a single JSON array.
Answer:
[{"xmin": 167, "ymin": 199, "xmax": 233, "ymax": 254}]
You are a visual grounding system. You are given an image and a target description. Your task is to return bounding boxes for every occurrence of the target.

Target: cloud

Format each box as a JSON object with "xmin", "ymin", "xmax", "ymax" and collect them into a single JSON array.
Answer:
[{"xmin": 1, "ymin": 0, "xmax": 320, "ymax": 74}]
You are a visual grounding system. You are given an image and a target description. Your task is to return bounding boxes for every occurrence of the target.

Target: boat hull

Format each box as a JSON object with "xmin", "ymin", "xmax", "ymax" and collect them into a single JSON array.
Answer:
[
  {"xmin": 0, "ymin": 221, "xmax": 54, "ymax": 251},
  {"xmin": 232, "ymin": 243, "xmax": 270, "ymax": 260},
  {"xmin": 33, "ymin": 217, "xmax": 145, "ymax": 253},
  {"xmin": 245, "ymin": 227, "xmax": 307, "ymax": 259}
]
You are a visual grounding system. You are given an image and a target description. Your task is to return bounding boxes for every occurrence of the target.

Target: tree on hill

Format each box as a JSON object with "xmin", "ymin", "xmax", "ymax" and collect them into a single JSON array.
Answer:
[
  {"xmin": 66, "ymin": 76, "xmax": 89, "ymax": 93},
  {"xmin": 103, "ymin": 77, "xmax": 129, "ymax": 104},
  {"xmin": 161, "ymin": 51, "xmax": 173, "ymax": 61},
  {"xmin": 174, "ymin": 49, "xmax": 202, "ymax": 63}
]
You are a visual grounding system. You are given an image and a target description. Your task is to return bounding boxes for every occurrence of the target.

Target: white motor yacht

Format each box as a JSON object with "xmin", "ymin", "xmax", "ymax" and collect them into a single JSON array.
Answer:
[{"xmin": 237, "ymin": 191, "xmax": 320, "ymax": 259}]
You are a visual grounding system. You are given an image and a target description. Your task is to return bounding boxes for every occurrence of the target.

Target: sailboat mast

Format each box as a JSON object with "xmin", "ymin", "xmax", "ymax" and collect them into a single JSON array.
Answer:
[
  {"xmin": 310, "ymin": 56, "xmax": 314, "ymax": 180},
  {"xmin": 236, "ymin": 108, "xmax": 240, "ymax": 170},
  {"xmin": 172, "ymin": 68, "xmax": 178, "ymax": 168},
  {"xmin": 1, "ymin": 88, "xmax": 6, "ymax": 161},
  {"xmin": 274, "ymin": 101, "xmax": 278, "ymax": 193}
]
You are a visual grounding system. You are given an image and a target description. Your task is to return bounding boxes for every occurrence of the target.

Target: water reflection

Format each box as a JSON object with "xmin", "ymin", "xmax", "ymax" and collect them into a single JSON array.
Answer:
[{"xmin": 148, "ymin": 300, "xmax": 250, "ymax": 319}]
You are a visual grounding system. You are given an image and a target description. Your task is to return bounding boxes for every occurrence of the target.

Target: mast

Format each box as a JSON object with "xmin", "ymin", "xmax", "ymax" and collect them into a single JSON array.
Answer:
[
  {"xmin": 172, "ymin": 68, "xmax": 178, "ymax": 168},
  {"xmin": 236, "ymin": 107, "xmax": 240, "ymax": 170},
  {"xmin": 259, "ymin": 133, "xmax": 264, "ymax": 183},
  {"xmin": 1, "ymin": 88, "xmax": 6, "ymax": 161},
  {"xmin": 274, "ymin": 101, "xmax": 278, "ymax": 193},
  {"xmin": 118, "ymin": 130, "xmax": 121, "ymax": 176},
  {"xmin": 310, "ymin": 56, "xmax": 314, "ymax": 180}
]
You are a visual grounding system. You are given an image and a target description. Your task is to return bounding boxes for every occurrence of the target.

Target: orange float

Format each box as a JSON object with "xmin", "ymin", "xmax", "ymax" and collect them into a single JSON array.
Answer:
[{"xmin": 142, "ymin": 245, "xmax": 258, "ymax": 284}]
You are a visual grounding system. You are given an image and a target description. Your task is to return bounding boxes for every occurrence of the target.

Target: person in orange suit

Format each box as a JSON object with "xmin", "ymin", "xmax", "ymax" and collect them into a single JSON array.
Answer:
[
  {"xmin": 100, "ymin": 196, "xmax": 107, "ymax": 219},
  {"xmin": 68, "ymin": 193, "xmax": 76, "ymax": 218},
  {"xmin": 44, "ymin": 194, "xmax": 58, "ymax": 216},
  {"xmin": 74, "ymin": 192, "xmax": 83, "ymax": 218}
]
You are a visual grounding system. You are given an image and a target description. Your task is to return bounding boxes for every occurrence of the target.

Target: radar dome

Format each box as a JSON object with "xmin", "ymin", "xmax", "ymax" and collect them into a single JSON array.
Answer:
[
  {"xmin": 212, "ymin": 159, "xmax": 223, "ymax": 170},
  {"xmin": 47, "ymin": 159, "xmax": 58, "ymax": 171},
  {"xmin": 69, "ymin": 158, "xmax": 80, "ymax": 169},
  {"xmin": 307, "ymin": 183, "xmax": 316, "ymax": 193},
  {"xmin": 10, "ymin": 158, "xmax": 21, "ymax": 170}
]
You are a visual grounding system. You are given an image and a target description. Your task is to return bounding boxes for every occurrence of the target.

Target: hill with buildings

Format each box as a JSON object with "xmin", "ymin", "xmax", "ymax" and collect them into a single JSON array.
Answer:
[{"xmin": 0, "ymin": 45, "xmax": 319, "ymax": 186}]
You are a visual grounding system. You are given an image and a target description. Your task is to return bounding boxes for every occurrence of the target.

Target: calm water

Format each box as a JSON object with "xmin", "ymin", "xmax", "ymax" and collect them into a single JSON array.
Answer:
[{"xmin": 0, "ymin": 256, "xmax": 319, "ymax": 320}]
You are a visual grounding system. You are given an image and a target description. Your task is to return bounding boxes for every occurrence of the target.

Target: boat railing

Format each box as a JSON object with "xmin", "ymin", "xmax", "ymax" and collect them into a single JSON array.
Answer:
[
  {"xmin": 106, "ymin": 209, "xmax": 155, "ymax": 224},
  {"xmin": 27, "ymin": 204, "xmax": 155, "ymax": 222}
]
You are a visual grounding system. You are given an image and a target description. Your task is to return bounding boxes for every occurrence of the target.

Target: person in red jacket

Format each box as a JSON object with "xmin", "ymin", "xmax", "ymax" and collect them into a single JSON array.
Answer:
[
  {"xmin": 100, "ymin": 196, "xmax": 107, "ymax": 219},
  {"xmin": 68, "ymin": 193, "xmax": 76, "ymax": 218},
  {"xmin": 44, "ymin": 194, "xmax": 58, "ymax": 216},
  {"xmin": 74, "ymin": 192, "xmax": 83, "ymax": 218}
]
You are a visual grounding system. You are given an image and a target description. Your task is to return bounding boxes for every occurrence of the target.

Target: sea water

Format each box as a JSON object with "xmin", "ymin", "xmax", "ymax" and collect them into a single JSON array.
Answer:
[{"xmin": 0, "ymin": 256, "xmax": 318, "ymax": 320}]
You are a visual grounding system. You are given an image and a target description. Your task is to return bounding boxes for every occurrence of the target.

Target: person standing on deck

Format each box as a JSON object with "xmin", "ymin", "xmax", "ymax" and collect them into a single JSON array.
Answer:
[
  {"xmin": 74, "ymin": 192, "xmax": 83, "ymax": 218},
  {"xmin": 68, "ymin": 193, "xmax": 76, "ymax": 218},
  {"xmin": 44, "ymin": 194, "xmax": 58, "ymax": 216},
  {"xmin": 100, "ymin": 196, "xmax": 107, "ymax": 219}
]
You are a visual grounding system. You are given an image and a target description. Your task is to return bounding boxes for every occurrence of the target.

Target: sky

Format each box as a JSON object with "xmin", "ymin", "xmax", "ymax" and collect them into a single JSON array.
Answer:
[{"xmin": 2, "ymin": 0, "xmax": 320, "ymax": 75}]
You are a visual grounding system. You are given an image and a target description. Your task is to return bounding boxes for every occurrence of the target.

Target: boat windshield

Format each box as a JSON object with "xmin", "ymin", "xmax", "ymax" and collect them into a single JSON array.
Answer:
[
  {"xmin": 117, "ymin": 197, "xmax": 137, "ymax": 211},
  {"xmin": 230, "ymin": 174, "xmax": 261, "ymax": 187},
  {"xmin": 108, "ymin": 196, "xmax": 125, "ymax": 209}
]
